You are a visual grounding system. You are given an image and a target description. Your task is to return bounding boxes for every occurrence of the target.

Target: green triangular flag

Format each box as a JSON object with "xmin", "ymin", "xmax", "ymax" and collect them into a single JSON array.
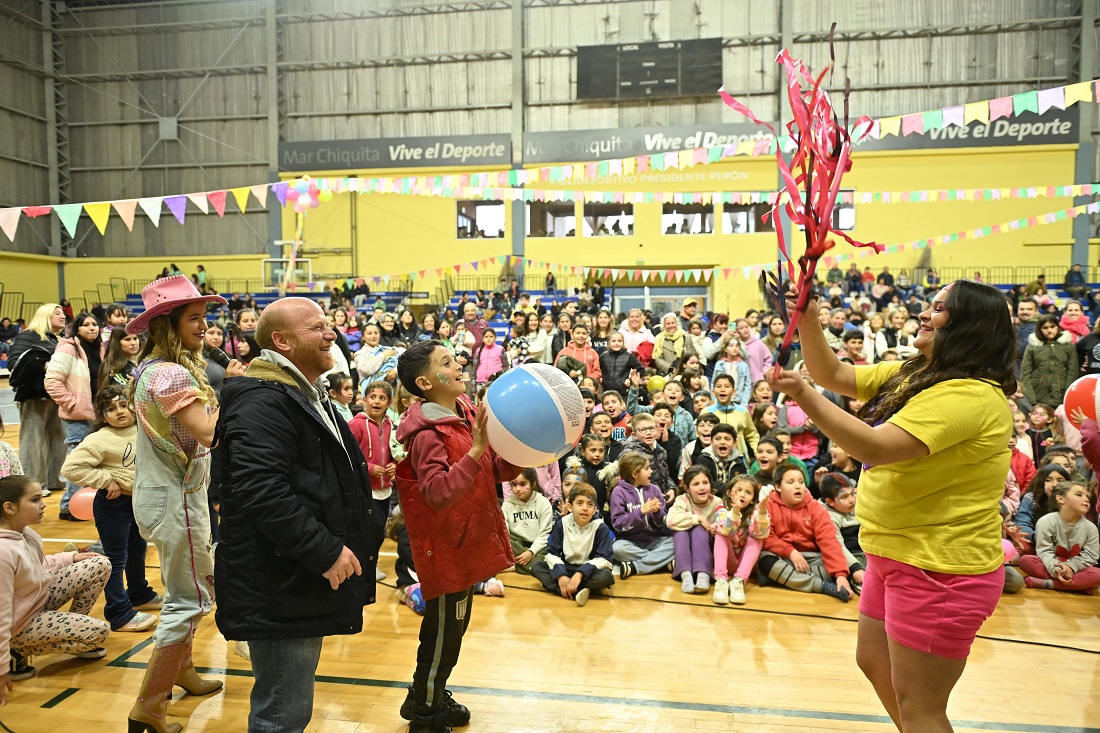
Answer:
[
  {"xmin": 54, "ymin": 204, "xmax": 82, "ymax": 236},
  {"xmin": 922, "ymin": 109, "xmax": 943, "ymax": 130},
  {"xmin": 707, "ymin": 146, "xmax": 722, "ymax": 163},
  {"xmin": 1013, "ymin": 91, "xmax": 1039, "ymax": 115},
  {"xmin": 508, "ymin": 170, "xmax": 518, "ymax": 186},
  {"xmin": 597, "ymin": 161, "xmax": 609, "ymax": 178}
]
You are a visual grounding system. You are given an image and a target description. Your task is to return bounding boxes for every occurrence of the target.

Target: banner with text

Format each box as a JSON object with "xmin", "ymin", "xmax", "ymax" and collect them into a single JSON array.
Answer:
[{"xmin": 279, "ymin": 134, "xmax": 512, "ymax": 171}]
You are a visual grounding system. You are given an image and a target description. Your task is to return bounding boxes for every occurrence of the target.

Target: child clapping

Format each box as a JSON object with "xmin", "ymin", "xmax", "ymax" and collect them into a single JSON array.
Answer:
[{"xmin": 665, "ymin": 467, "xmax": 723, "ymax": 594}]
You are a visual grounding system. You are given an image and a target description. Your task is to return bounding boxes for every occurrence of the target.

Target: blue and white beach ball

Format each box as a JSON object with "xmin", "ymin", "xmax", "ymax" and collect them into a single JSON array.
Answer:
[{"xmin": 484, "ymin": 363, "xmax": 585, "ymax": 467}]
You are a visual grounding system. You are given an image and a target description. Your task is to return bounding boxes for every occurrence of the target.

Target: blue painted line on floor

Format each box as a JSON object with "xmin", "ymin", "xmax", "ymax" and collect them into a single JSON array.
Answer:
[
  {"xmin": 105, "ymin": 640, "xmax": 1100, "ymax": 733},
  {"xmin": 40, "ymin": 688, "xmax": 79, "ymax": 709}
]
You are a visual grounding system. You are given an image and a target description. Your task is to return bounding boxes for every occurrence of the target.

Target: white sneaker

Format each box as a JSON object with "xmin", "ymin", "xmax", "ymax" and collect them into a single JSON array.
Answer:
[
  {"xmin": 116, "ymin": 612, "xmax": 158, "ymax": 632},
  {"xmin": 712, "ymin": 578, "xmax": 729, "ymax": 605},
  {"xmin": 575, "ymin": 587, "xmax": 591, "ymax": 607},
  {"xmin": 376, "ymin": 566, "xmax": 387, "ymax": 581},
  {"xmin": 234, "ymin": 641, "xmax": 251, "ymax": 661},
  {"xmin": 695, "ymin": 573, "xmax": 710, "ymax": 593},
  {"xmin": 680, "ymin": 572, "xmax": 695, "ymax": 594},
  {"xmin": 40, "ymin": 488, "xmax": 52, "ymax": 497},
  {"xmin": 729, "ymin": 577, "xmax": 747, "ymax": 605}
]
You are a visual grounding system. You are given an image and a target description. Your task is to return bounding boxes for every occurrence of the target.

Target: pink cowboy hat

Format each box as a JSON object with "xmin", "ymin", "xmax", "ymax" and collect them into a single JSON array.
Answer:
[{"xmin": 126, "ymin": 275, "xmax": 227, "ymax": 335}]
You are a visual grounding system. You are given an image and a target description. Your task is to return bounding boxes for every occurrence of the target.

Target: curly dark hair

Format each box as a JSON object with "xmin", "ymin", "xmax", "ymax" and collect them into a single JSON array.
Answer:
[{"xmin": 858, "ymin": 280, "xmax": 1017, "ymax": 425}]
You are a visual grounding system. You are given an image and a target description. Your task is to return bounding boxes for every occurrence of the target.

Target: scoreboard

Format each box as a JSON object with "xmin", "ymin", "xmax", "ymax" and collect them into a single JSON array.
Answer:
[{"xmin": 576, "ymin": 38, "xmax": 723, "ymax": 101}]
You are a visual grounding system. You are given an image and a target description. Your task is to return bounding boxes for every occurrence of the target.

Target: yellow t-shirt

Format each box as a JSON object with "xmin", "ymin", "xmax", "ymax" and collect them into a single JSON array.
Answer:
[{"xmin": 854, "ymin": 361, "xmax": 1011, "ymax": 574}]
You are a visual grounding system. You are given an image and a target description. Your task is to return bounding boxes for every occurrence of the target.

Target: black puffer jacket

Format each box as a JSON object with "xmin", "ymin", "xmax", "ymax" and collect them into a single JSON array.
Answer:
[
  {"xmin": 599, "ymin": 348, "xmax": 644, "ymax": 393},
  {"xmin": 213, "ymin": 359, "xmax": 384, "ymax": 641},
  {"xmin": 8, "ymin": 331, "xmax": 58, "ymax": 402}
]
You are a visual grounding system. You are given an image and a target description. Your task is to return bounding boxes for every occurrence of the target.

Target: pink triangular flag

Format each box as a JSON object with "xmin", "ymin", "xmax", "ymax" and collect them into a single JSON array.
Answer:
[
  {"xmin": 988, "ymin": 97, "xmax": 1013, "ymax": 120},
  {"xmin": 113, "ymin": 200, "xmax": 138, "ymax": 231},
  {"xmin": 208, "ymin": 191, "xmax": 227, "ymax": 217},
  {"xmin": 0, "ymin": 208, "xmax": 21, "ymax": 242},
  {"xmin": 249, "ymin": 184, "xmax": 269, "ymax": 208},
  {"xmin": 186, "ymin": 192, "xmax": 209, "ymax": 214}
]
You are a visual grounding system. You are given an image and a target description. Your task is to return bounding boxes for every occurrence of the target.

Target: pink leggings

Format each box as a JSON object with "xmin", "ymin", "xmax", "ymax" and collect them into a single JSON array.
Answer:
[
  {"xmin": 713, "ymin": 534, "xmax": 762, "ymax": 581},
  {"xmin": 1018, "ymin": 555, "xmax": 1100, "ymax": 591}
]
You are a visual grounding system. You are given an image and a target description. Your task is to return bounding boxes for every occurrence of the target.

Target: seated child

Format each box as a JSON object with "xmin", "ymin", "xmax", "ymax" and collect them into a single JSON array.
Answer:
[
  {"xmin": 712, "ymin": 474, "xmax": 770, "ymax": 606},
  {"xmin": 386, "ymin": 506, "xmax": 425, "ymax": 615},
  {"xmin": 600, "ymin": 390, "xmax": 632, "ymax": 442},
  {"xmin": 0, "ymin": 475, "xmax": 111, "ymax": 686},
  {"xmin": 1018, "ymin": 479, "xmax": 1100, "ymax": 592},
  {"xmin": 693, "ymin": 423, "xmax": 746, "ymax": 493},
  {"xmin": 665, "ymin": 467, "xmax": 723, "ymax": 594},
  {"xmin": 589, "ymin": 412, "xmax": 623, "ymax": 461},
  {"xmin": 751, "ymin": 437, "xmax": 784, "ymax": 486},
  {"xmin": 531, "ymin": 483, "xmax": 615, "ymax": 607},
  {"xmin": 502, "ymin": 468, "xmax": 555, "ymax": 576},
  {"xmin": 620, "ymin": 413, "xmax": 676, "ymax": 500},
  {"xmin": 680, "ymin": 412, "xmax": 719, "ymax": 478},
  {"xmin": 1012, "ymin": 464, "xmax": 1074, "ymax": 553},
  {"xmin": 609, "ymin": 451, "xmax": 675, "ymax": 578},
  {"xmin": 811, "ymin": 440, "xmax": 861, "ymax": 498},
  {"xmin": 758, "ymin": 462, "xmax": 854, "ymax": 602},
  {"xmin": 818, "ymin": 472, "xmax": 866, "ymax": 588}
]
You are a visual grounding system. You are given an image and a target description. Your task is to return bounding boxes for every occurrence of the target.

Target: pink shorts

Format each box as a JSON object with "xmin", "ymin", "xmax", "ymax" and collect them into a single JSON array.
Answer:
[{"xmin": 859, "ymin": 554, "xmax": 1003, "ymax": 659}]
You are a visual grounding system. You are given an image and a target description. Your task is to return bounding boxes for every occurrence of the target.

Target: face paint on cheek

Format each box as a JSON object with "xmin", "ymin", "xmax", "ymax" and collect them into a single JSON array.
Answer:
[{"xmin": 436, "ymin": 372, "xmax": 450, "ymax": 385}]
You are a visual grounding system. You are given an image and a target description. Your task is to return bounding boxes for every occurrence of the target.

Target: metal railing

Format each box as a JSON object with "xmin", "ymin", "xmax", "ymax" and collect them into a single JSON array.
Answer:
[
  {"xmin": 0, "ymin": 291, "xmax": 23, "ymax": 322},
  {"xmin": 109, "ymin": 277, "xmax": 128, "ymax": 302}
]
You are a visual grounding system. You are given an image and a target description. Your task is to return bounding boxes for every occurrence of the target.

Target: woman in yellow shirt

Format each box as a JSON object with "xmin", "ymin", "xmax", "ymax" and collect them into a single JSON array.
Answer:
[{"xmin": 766, "ymin": 280, "xmax": 1016, "ymax": 733}]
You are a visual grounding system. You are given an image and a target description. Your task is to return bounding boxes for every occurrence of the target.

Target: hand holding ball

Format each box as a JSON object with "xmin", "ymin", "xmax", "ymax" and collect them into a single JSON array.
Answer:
[
  {"xmin": 1064, "ymin": 374, "xmax": 1100, "ymax": 428},
  {"xmin": 483, "ymin": 364, "xmax": 585, "ymax": 467}
]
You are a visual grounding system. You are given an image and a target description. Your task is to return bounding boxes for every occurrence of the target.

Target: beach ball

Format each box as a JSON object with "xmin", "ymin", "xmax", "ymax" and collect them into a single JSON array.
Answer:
[
  {"xmin": 484, "ymin": 363, "xmax": 585, "ymax": 467},
  {"xmin": 1064, "ymin": 374, "xmax": 1100, "ymax": 429},
  {"xmin": 69, "ymin": 487, "xmax": 97, "ymax": 521}
]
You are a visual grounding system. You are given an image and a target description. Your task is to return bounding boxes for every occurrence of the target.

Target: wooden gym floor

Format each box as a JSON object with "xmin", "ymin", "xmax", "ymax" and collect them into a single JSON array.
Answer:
[{"xmin": 1, "ymin": 421, "xmax": 1098, "ymax": 733}]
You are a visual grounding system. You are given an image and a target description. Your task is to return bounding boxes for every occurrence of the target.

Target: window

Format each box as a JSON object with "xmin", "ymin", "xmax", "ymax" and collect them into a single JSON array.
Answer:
[
  {"xmin": 661, "ymin": 203, "xmax": 714, "ymax": 235},
  {"xmin": 526, "ymin": 201, "xmax": 576, "ymax": 237},
  {"xmin": 833, "ymin": 191, "xmax": 855, "ymax": 231},
  {"xmin": 722, "ymin": 202, "xmax": 774, "ymax": 234},
  {"xmin": 582, "ymin": 203, "xmax": 633, "ymax": 237},
  {"xmin": 456, "ymin": 201, "xmax": 505, "ymax": 238}
]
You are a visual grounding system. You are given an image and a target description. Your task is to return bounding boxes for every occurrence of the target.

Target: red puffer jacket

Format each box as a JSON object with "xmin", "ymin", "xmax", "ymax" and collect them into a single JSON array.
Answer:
[{"xmin": 395, "ymin": 397, "xmax": 521, "ymax": 600}]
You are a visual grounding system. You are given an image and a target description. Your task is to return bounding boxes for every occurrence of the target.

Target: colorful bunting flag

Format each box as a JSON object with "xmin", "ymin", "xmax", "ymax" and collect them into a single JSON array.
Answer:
[
  {"xmin": 113, "ymin": 200, "xmax": 137, "ymax": 231},
  {"xmin": 137, "ymin": 197, "xmax": 162, "ymax": 227},
  {"xmin": 0, "ymin": 208, "xmax": 20, "ymax": 242}
]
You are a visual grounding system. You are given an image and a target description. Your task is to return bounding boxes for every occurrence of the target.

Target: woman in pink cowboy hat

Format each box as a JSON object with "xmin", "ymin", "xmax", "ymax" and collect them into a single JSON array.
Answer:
[{"xmin": 124, "ymin": 276, "xmax": 244, "ymax": 733}]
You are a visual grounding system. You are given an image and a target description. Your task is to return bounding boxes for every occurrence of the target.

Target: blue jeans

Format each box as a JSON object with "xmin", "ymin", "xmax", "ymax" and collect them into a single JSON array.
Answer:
[
  {"xmin": 92, "ymin": 491, "xmax": 156, "ymax": 629},
  {"xmin": 60, "ymin": 419, "xmax": 92, "ymax": 512},
  {"xmin": 248, "ymin": 637, "xmax": 324, "ymax": 733}
]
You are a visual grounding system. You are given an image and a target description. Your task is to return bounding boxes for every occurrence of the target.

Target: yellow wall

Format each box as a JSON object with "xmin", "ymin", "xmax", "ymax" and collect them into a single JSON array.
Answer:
[
  {"xmin": 282, "ymin": 144, "xmax": 1078, "ymax": 316},
  {"xmin": 0, "ymin": 251, "xmax": 61, "ymax": 306}
]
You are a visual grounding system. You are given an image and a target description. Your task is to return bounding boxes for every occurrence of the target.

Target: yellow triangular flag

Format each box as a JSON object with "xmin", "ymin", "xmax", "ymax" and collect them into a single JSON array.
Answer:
[
  {"xmin": 231, "ymin": 187, "xmax": 250, "ymax": 212},
  {"xmin": 963, "ymin": 102, "xmax": 989, "ymax": 125},
  {"xmin": 879, "ymin": 117, "xmax": 901, "ymax": 137},
  {"xmin": 84, "ymin": 202, "xmax": 111, "ymax": 234},
  {"xmin": 1065, "ymin": 81, "xmax": 1093, "ymax": 106},
  {"xmin": 678, "ymin": 149, "xmax": 692, "ymax": 169},
  {"xmin": 112, "ymin": 200, "xmax": 137, "ymax": 231},
  {"xmin": 735, "ymin": 140, "xmax": 754, "ymax": 156},
  {"xmin": 623, "ymin": 157, "xmax": 635, "ymax": 175}
]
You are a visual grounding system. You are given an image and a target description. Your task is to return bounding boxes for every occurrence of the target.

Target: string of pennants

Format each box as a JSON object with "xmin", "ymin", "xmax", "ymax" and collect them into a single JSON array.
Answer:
[
  {"xmin": 0, "ymin": 79, "xmax": 1098, "ymax": 243},
  {"xmin": 286, "ymin": 201, "xmax": 1096, "ymax": 292}
]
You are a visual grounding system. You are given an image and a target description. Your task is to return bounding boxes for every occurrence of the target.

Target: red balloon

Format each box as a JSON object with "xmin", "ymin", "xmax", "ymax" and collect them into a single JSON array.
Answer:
[
  {"xmin": 69, "ymin": 487, "xmax": 97, "ymax": 521},
  {"xmin": 1064, "ymin": 374, "xmax": 1100, "ymax": 429}
]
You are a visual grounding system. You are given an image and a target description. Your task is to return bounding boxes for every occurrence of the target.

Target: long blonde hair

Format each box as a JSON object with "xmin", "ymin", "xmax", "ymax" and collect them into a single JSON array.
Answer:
[
  {"xmin": 25, "ymin": 303, "xmax": 62, "ymax": 340},
  {"xmin": 136, "ymin": 305, "xmax": 217, "ymax": 406}
]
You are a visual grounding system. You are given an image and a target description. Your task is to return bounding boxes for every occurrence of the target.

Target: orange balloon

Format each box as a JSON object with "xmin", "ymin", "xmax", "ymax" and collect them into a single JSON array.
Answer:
[
  {"xmin": 1064, "ymin": 374, "xmax": 1100, "ymax": 429},
  {"xmin": 68, "ymin": 487, "xmax": 97, "ymax": 521}
]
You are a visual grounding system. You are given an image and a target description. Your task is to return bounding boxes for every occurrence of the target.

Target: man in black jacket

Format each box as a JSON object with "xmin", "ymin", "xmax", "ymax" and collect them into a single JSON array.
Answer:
[{"xmin": 214, "ymin": 297, "xmax": 383, "ymax": 733}]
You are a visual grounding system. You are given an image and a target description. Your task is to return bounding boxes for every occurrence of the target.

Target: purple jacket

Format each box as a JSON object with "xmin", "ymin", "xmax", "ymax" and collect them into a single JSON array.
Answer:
[
  {"xmin": 741, "ymin": 333, "xmax": 773, "ymax": 384},
  {"xmin": 609, "ymin": 478, "xmax": 669, "ymax": 545}
]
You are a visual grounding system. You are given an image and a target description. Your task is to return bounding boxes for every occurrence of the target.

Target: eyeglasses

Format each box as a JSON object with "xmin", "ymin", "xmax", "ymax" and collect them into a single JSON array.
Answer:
[{"xmin": 635, "ymin": 426, "xmax": 658, "ymax": 433}]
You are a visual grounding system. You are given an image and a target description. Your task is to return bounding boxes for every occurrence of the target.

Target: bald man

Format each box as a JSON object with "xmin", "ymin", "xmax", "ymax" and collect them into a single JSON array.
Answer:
[
  {"xmin": 213, "ymin": 297, "xmax": 384, "ymax": 733},
  {"xmin": 461, "ymin": 301, "xmax": 488, "ymax": 343}
]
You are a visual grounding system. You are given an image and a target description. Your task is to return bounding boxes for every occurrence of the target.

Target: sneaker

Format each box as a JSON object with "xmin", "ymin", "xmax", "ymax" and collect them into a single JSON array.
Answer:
[
  {"xmin": 133, "ymin": 594, "xmax": 164, "ymax": 611},
  {"xmin": 9, "ymin": 651, "xmax": 36, "ymax": 681},
  {"xmin": 376, "ymin": 566, "xmax": 387, "ymax": 581},
  {"xmin": 400, "ymin": 685, "xmax": 471, "ymax": 727},
  {"xmin": 40, "ymin": 487, "xmax": 52, "ymax": 497},
  {"xmin": 821, "ymin": 581, "xmax": 850, "ymax": 602},
  {"xmin": 616, "ymin": 561, "xmax": 637, "ymax": 579},
  {"xmin": 680, "ymin": 572, "xmax": 696, "ymax": 594},
  {"xmin": 234, "ymin": 641, "xmax": 251, "ymax": 661},
  {"xmin": 712, "ymin": 578, "xmax": 729, "ymax": 605},
  {"xmin": 73, "ymin": 647, "xmax": 107, "ymax": 659},
  {"xmin": 58, "ymin": 510, "xmax": 87, "ymax": 522},
  {"xmin": 482, "ymin": 578, "xmax": 505, "ymax": 597},
  {"xmin": 695, "ymin": 573, "xmax": 710, "ymax": 593},
  {"xmin": 63, "ymin": 542, "xmax": 78, "ymax": 552},
  {"xmin": 116, "ymin": 611, "xmax": 157, "ymax": 632},
  {"xmin": 728, "ymin": 577, "xmax": 747, "ymax": 605},
  {"xmin": 575, "ymin": 587, "xmax": 591, "ymax": 607}
]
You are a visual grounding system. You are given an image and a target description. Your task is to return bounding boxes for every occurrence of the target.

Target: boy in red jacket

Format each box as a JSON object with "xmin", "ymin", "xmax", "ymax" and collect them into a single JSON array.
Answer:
[
  {"xmin": 394, "ymin": 340, "xmax": 521, "ymax": 733},
  {"xmin": 758, "ymin": 461, "xmax": 854, "ymax": 602}
]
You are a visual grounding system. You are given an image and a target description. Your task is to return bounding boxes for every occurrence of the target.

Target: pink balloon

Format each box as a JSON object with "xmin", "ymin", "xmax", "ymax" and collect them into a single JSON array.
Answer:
[
  {"xmin": 286, "ymin": 187, "xmax": 300, "ymax": 201},
  {"xmin": 308, "ymin": 184, "xmax": 319, "ymax": 196},
  {"xmin": 69, "ymin": 487, "xmax": 97, "ymax": 521}
]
